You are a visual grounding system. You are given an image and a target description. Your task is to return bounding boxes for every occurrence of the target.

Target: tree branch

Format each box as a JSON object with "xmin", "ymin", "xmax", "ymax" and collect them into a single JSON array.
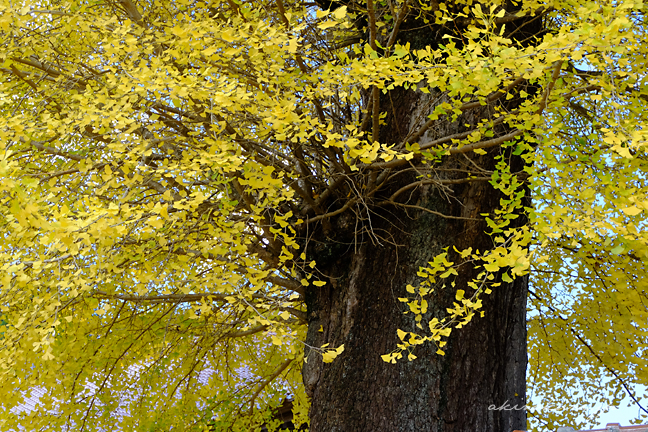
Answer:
[
  {"xmin": 117, "ymin": 0, "xmax": 144, "ymax": 24},
  {"xmin": 248, "ymin": 358, "xmax": 293, "ymax": 415},
  {"xmin": 93, "ymin": 291, "xmax": 305, "ymax": 320},
  {"xmin": 20, "ymin": 137, "xmax": 84, "ymax": 161},
  {"xmin": 376, "ymin": 201, "xmax": 481, "ymax": 220},
  {"xmin": 529, "ymin": 289, "xmax": 648, "ymax": 417},
  {"xmin": 385, "ymin": 176, "xmax": 492, "ymax": 203},
  {"xmin": 224, "ymin": 325, "xmax": 269, "ymax": 338},
  {"xmin": 537, "ymin": 60, "xmax": 563, "ymax": 114}
]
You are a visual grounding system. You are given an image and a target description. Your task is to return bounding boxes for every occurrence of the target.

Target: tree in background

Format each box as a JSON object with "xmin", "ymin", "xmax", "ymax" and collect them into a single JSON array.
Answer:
[{"xmin": 0, "ymin": 0, "xmax": 646, "ymax": 431}]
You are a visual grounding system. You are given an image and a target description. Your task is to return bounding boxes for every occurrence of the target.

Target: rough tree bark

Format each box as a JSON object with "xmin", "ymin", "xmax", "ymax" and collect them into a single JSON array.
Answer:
[{"xmin": 301, "ymin": 5, "xmax": 542, "ymax": 432}]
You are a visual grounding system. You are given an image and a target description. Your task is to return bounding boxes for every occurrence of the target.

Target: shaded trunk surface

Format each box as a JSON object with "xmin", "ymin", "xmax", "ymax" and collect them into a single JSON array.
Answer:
[
  {"xmin": 302, "ymin": 74, "xmax": 530, "ymax": 431},
  {"xmin": 302, "ymin": 182, "xmax": 528, "ymax": 431}
]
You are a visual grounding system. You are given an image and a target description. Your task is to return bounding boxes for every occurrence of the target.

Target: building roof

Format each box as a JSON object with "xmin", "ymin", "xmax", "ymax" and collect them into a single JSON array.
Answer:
[
  {"xmin": 576, "ymin": 423, "xmax": 648, "ymax": 432},
  {"xmin": 514, "ymin": 423, "xmax": 648, "ymax": 432}
]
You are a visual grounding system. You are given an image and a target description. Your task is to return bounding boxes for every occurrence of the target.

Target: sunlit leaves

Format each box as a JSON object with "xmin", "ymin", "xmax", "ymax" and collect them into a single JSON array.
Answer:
[{"xmin": 0, "ymin": 0, "xmax": 647, "ymax": 430}]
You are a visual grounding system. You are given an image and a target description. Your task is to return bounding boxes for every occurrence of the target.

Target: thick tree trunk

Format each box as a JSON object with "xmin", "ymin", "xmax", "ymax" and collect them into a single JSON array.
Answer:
[
  {"xmin": 302, "ymin": 78, "xmax": 530, "ymax": 432},
  {"xmin": 301, "ymin": 6, "xmax": 541, "ymax": 430},
  {"xmin": 302, "ymin": 177, "xmax": 528, "ymax": 432}
]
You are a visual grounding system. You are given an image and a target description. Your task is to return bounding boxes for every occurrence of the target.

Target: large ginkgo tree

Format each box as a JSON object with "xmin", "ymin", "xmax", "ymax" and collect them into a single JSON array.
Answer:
[{"xmin": 0, "ymin": 0, "xmax": 646, "ymax": 431}]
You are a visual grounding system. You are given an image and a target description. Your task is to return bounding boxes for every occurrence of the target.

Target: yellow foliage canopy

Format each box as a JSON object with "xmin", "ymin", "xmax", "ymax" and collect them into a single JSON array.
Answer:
[{"xmin": 0, "ymin": 0, "xmax": 646, "ymax": 430}]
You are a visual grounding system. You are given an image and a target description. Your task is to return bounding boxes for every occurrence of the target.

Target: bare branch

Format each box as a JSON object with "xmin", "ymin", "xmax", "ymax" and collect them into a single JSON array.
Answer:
[
  {"xmin": 248, "ymin": 358, "xmax": 293, "ymax": 415},
  {"xmin": 281, "ymin": 307, "xmax": 307, "ymax": 323},
  {"xmin": 385, "ymin": 0, "xmax": 410, "ymax": 49},
  {"xmin": 446, "ymin": 129, "xmax": 523, "ymax": 155},
  {"xmin": 304, "ymin": 197, "xmax": 358, "ymax": 225},
  {"xmin": 117, "ymin": 0, "xmax": 144, "ymax": 24},
  {"xmin": 224, "ymin": 325, "xmax": 269, "ymax": 338},
  {"xmin": 9, "ymin": 65, "xmax": 39, "ymax": 92},
  {"xmin": 406, "ymin": 79, "xmax": 522, "ymax": 147},
  {"xmin": 537, "ymin": 61, "xmax": 563, "ymax": 114},
  {"xmin": 93, "ymin": 291, "xmax": 252, "ymax": 303},
  {"xmin": 13, "ymin": 56, "xmax": 63, "ymax": 79},
  {"xmin": 265, "ymin": 275, "xmax": 305, "ymax": 297},
  {"xmin": 376, "ymin": 201, "xmax": 481, "ymax": 220},
  {"xmin": 21, "ymin": 137, "xmax": 84, "ymax": 161},
  {"xmin": 93, "ymin": 291, "xmax": 305, "ymax": 318},
  {"xmin": 367, "ymin": 122, "xmax": 520, "ymax": 171},
  {"xmin": 386, "ymin": 176, "xmax": 492, "ymax": 203},
  {"xmin": 30, "ymin": 9, "xmax": 72, "ymax": 16},
  {"xmin": 367, "ymin": 0, "xmax": 381, "ymax": 143}
]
